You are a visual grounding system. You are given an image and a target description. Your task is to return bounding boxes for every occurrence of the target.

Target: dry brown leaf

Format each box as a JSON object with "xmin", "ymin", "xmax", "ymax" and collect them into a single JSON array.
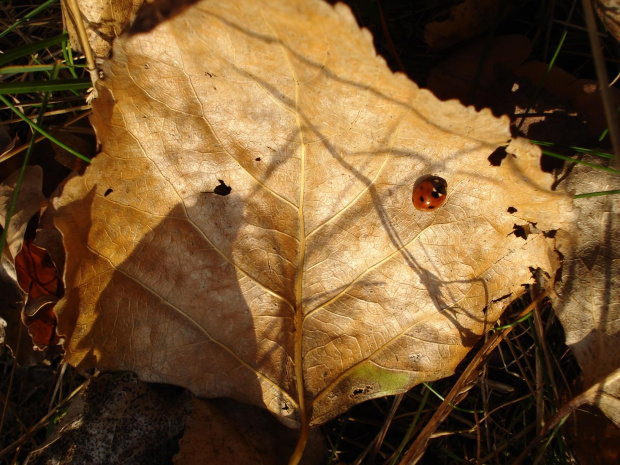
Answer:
[
  {"xmin": 424, "ymin": 0, "xmax": 514, "ymax": 50},
  {"xmin": 49, "ymin": 131, "xmax": 93, "ymax": 172},
  {"xmin": 553, "ymin": 156, "xmax": 620, "ymax": 427},
  {"xmin": 570, "ymin": 403, "xmax": 620, "ymax": 465},
  {"xmin": 427, "ymin": 35, "xmax": 603, "ymax": 146},
  {"xmin": 62, "ymin": 0, "xmax": 145, "ymax": 59},
  {"xmin": 0, "ymin": 265, "xmax": 25, "ymax": 359},
  {"xmin": 0, "ymin": 125, "xmax": 17, "ymax": 159},
  {"xmin": 25, "ymin": 372, "xmax": 192, "ymax": 465},
  {"xmin": 594, "ymin": 0, "xmax": 620, "ymax": 45},
  {"xmin": 515, "ymin": 62, "xmax": 620, "ymax": 138},
  {"xmin": 14, "ymin": 238, "xmax": 61, "ymax": 350},
  {"xmin": 0, "ymin": 166, "xmax": 49, "ymax": 363},
  {"xmin": 174, "ymin": 398, "xmax": 325, "ymax": 465},
  {"xmin": 426, "ymin": 34, "xmax": 532, "ymax": 111},
  {"xmin": 0, "ymin": 166, "xmax": 46, "ymax": 264},
  {"xmin": 0, "ymin": 316, "xmax": 5, "ymax": 346},
  {"xmin": 53, "ymin": 0, "xmax": 576, "ymax": 428},
  {"xmin": 0, "ymin": 167, "xmax": 62, "ymax": 351}
]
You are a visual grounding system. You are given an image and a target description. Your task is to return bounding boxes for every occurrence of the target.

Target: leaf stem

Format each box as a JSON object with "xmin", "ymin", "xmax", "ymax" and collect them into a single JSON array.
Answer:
[
  {"xmin": 66, "ymin": 0, "xmax": 99, "ymax": 96},
  {"xmin": 289, "ymin": 21, "xmax": 309, "ymax": 460},
  {"xmin": 288, "ymin": 422, "xmax": 309, "ymax": 465}
]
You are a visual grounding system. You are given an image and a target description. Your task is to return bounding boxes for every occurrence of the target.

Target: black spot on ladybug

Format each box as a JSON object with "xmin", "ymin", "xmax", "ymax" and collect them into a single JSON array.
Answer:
[
  {"xmin": 488, "ymin": 147, "xmax": 508, "ymax": 166},
  {"xmin": 213, "ymin": 180, "xmax": 231, "ymax": 196},
  {"xmin": 507, "ymin": 206, "xmax": 517, "ymax": 214},
  {"xmin": 255, "ymin": 157, "xmax": 261, "ymax": 161},
  {"xmin": 104, "ymin": 188, "xmax": 113, "ymax": 197}
]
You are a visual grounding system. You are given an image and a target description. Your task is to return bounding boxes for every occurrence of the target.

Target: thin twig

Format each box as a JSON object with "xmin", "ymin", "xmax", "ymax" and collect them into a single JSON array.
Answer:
[
  {"xmin": 513, "ymin": 370, "xmax": 620, "ymax": 465},
  {"xmin": 64, "ymin": 0, "xmax": 99, "ymax": 96},
  {"xmin": 398, "ymin": 291, "xmax": 549, "ymax": 465},
  {"xmin": 581, "ymin": 0, "xmax": 620, "ymax": 170},
  {"xmin": 0, "ymin": 378, "xmax": 89, "ymax": 461}
]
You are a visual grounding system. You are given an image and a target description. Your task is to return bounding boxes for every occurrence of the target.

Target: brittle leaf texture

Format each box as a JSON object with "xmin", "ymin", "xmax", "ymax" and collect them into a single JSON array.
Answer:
[
  {"xmin": 554, "ymin": 156, "xmax": 620, "ymax": 426},
  {"xmin": 53, "ymin": 0, "xmax": 576, "ymax": 427}
]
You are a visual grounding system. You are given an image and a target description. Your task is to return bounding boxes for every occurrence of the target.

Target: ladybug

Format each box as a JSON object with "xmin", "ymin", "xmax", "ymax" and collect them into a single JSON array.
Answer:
[{"xmin": 412, "ymin": 176, "xmax": 447, "ymax": 211}]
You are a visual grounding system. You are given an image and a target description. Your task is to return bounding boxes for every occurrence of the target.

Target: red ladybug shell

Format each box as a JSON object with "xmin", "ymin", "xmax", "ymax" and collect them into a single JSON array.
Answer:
[{"xmin": 412, "ymin": 177, "xmax": 447, "ymax": 211}]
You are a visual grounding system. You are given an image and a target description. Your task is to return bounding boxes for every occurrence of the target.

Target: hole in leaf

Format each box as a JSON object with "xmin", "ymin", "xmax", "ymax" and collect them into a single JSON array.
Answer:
[
  {"xmin": 512, "ymin": 224, "xmax": 529, "ymax": 240},
  {"xmin": 488, "ymin": 146, "xmax": 508, "ymax": 166},
  {"xmin": 351, "ymin": 386, "xmax": 373, "ymax": 397},
  {"xmin": 492, "ymin": 293, "xmax": 512, "ymax": 303},
  {"xmin": 213, "ymin": 180, "xmax": 231, "ymax": 196}
]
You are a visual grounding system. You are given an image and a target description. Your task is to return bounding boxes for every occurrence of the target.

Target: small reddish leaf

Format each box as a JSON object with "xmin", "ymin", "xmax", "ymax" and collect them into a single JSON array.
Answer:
[
  {"xmin": 23, "ymin": 296, "xmax": 60, "ymax": 349},
  {"xmin": 15, "ymin": 239, "xmax": 61, "ymax": 349},
  {"xmin": 0, "ymin": 165, "xmax": 55, "ymax": 359},
  {"xmin": 15, "ymin": 239, "xmax": 59, "ymax": 298}
]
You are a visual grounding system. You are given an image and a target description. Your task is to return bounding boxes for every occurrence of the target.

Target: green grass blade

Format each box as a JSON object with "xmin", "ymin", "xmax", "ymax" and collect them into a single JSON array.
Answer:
[
  {"xmin": 0, "ymin": 95, "xmax": 90, "ymax": 163},
  {"xmin": 547, "ymin": 29, "xmax": 568, "ymax": 73},
  {"xmin": 422, "ymin": 382, "xmax": 483, "ymax": 414},
  {"xmin": 0, "ymin": 79, "xmax": 92, "ymax": 94},
  {"xmin": 493, "ymin": 311, "xmax": 533, "ymax": 330},
  {"xmin": 0, "ymin": 64, "xmax": 84, "ymax": 75},
  {"xmin": 388, "ymin": 387, "xmax": 431, "ymax": 465},
  {"xmin": 574, "ymin": 189, "xmax": 620, "ymax": 199},
  {"xmin": 62, "ymin": 36, "xmax": 80, "ymax": 80},
  {"xmin": 530, "ymin": 139, "xmax": 614, "ymax": 159},
  {"xmin": 597, "ymin": 104, "xmax": 620, "ymax": 142},
  {"xmin": 540, "ymin": 150, "xmax": 619, "ymax": 174},
  {"xmin": 0, "ymin": 33, "xmax": 69, "ymax": 67}
]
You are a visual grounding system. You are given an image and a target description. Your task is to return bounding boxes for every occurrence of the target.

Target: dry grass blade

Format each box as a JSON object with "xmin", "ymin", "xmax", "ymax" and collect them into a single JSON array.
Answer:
[
  {"xmin": 514, "ymin": 367, "xmax": 620, "ymax": 464},
  {"xmin": 398, "ymin": 291, "xmax": 549, "ymax": 465},
  {"xmin": 581, "ymin": 0, "xmax": 620, "ymax": 168},
  {"xmin": 0, "ymin": 378, "xmax": 88, "ymax": 461},
  {"xmin": 64, "ymin": 0, "xmax": 98, "ymax": 96}
]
